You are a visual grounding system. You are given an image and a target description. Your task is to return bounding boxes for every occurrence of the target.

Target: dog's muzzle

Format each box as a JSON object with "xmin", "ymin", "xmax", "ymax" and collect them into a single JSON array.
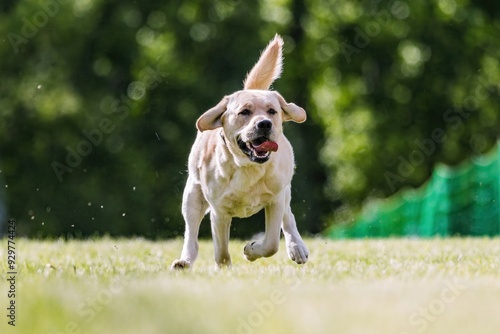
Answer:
[{"xmin": 237, "ymin": 120, "xmax": 278, "ymax": 164}]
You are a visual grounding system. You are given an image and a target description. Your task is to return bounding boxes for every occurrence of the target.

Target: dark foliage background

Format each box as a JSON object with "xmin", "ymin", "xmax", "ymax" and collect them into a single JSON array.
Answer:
[{"xmin": 0, "ymin": 0, "xmax": 499, "ymax": 238}]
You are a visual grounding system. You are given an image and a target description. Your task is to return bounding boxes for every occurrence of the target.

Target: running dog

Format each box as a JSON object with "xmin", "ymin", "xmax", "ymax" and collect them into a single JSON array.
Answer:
[{"xmin": 171, "ymin": 34, "xmax": 309, "ymax": 269}]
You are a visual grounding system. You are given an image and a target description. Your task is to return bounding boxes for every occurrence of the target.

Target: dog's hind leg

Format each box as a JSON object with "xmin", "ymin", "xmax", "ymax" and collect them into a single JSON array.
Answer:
[
  {"xmin": 210, "ymin": 211, "xmax": 232, "ymax": 269},
  {"xmin": 171, "ymin": 177, "xmax": 207, "ymax": 270},
  {"xmin": 282, "ymin": 186, "xmax": 309, "ymax": 264}
]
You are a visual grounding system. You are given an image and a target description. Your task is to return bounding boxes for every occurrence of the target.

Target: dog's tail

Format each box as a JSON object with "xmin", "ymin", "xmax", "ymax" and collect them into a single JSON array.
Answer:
[{"xmin": 243, "ymin": 34, "xmax": 283, "ymax": 90}]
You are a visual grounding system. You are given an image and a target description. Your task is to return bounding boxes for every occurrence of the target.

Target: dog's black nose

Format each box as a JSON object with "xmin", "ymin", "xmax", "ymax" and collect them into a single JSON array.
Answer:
[{"xmin": 256, "ymin": 119, "xmax": 272, "ymax": 130}]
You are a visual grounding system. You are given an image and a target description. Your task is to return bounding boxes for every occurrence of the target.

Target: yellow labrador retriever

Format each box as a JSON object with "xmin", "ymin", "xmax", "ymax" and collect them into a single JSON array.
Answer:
[{"xmin": 171, "ymin": 34, "xmax": 309, "ymax": 269}]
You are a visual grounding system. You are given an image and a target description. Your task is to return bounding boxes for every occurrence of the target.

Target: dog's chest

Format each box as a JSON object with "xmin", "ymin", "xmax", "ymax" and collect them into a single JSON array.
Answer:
[{"xmin": 218, "ymin": 168, "xmax": 279, "ymax": 218}]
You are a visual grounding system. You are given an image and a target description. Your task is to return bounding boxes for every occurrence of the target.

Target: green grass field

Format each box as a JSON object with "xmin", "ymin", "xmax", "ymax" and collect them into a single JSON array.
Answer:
[{"xmin": 1, "ymin": 237, "xmax": 499, "ymax": 334}]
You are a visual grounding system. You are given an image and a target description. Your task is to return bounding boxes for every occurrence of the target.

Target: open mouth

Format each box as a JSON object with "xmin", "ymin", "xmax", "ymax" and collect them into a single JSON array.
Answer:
[{"xmin": 237, "ymin": 136, "xmax": 278, "ymax": 163}]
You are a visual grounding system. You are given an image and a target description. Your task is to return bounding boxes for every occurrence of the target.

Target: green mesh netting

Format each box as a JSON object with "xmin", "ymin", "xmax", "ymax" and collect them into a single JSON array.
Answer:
[{"xmin": 327, "ymin": 143, "xmax": 500, "ymax": 239}]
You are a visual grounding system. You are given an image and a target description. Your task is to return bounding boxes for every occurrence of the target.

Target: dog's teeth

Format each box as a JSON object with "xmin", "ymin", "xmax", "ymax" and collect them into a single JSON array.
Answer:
[{"xmin": 246, "ymin": 142, "xmax": 270, "ymax": 158}]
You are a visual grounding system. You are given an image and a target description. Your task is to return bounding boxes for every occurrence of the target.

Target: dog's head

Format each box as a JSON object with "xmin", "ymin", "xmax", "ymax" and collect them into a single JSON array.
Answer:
[{"xmin": 196, "ymin": 90, "xmax": 306, "ymax": 164}]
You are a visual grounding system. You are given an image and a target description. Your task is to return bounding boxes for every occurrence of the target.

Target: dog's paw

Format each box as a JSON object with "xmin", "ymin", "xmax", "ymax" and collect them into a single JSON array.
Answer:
[
  {"xmin": 286, "ymin": 241, "xmax": 309, "ymax": 264},
  {"xmin": 170, "ymin": 259, "xmax": 191, "ymax": 270},
  {"xmin": 244, "ymin": 240, "xmax": 279, "ymax": 261},
  {"xmin": 243, "ymin": 241, "xmax": 259, "ymax": 261}
]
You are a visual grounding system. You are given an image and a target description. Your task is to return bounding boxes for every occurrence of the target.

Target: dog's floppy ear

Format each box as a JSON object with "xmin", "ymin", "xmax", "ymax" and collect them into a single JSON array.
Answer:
[
  {"xmin": 276, "ymin": 92, "xmax": 307, "ymax": 123},
  {"xmin": 196, "ymin": 96, "xmax": 229, "ymax": 132}
]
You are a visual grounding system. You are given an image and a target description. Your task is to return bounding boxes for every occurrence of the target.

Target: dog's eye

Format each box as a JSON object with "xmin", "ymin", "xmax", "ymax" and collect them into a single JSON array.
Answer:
[
  {"xmin": 268, "ymin": 109, "xmax": 277, "ymax": 115},
  {"xmin": 239, "ymin": 109, "xmax": 251, "ymax": 116}
]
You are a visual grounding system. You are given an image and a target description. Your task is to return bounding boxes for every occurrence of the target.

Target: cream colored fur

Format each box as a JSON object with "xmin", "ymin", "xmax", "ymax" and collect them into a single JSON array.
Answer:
[
  {"xmin": 243, "ymin": 34, "xmax": 283, "ymax": 90},
  {"xmin": 171, "ymin": 34, "xmax": 309, "ymax": 270}
]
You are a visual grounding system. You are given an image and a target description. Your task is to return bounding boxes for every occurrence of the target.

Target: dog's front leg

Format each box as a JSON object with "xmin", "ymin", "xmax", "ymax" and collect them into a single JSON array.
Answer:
[
  {"xmin": 211, "ymin": 211, "xmax": 232, "ymax": 269},
  {"xmin": 171, "ymin": 177, "xmax": 207, "ymax": 270},
  {"xmin": 244, "ymin": 199, "xmax": 284, "ymax": 261},
  {"xmin": 282, "ymin": 186, "xmax": 309, "ymax": 264}
]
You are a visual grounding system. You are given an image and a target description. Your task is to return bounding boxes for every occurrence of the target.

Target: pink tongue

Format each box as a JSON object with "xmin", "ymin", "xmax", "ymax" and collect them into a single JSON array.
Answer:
[{"xmin": 254, "ymin": 141, "xmax": 278, "ymax": 152}]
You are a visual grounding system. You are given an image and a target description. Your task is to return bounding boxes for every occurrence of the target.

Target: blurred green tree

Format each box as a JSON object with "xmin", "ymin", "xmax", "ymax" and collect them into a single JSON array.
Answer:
[
  {"xmin": 0, "ymin": 0, "xmax": 330, "ymax": 238},
  {"xmin": 302, "ymin": 0, "xmax": 500, "ymax": 222},
  {"xmin": 0, "ymin": 0, "xmax": 498, "ymax": 238}
]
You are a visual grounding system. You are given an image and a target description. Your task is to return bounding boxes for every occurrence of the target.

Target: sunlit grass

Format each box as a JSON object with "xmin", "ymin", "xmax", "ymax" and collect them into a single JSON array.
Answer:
[{"xmin": 1, "ymin": 238, "xmax": 499, "ymax": 334}]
